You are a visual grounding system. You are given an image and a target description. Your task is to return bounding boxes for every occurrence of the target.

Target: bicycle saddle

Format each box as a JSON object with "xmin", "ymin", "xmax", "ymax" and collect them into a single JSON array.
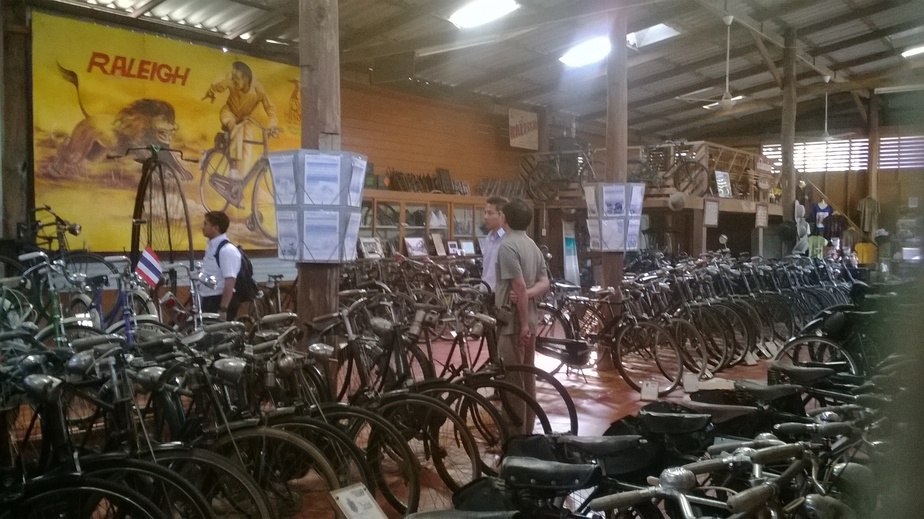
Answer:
[
  {"xmin": 769, "ymin": 361, "xmax": 836, "ymax": 385},
  {"xmin": 501, "ymin": 456, "xmax": 600, "ymax": 491},
  {"xmin": 733, "ymin": 380, "xmax": 802, "ymax": 402}
]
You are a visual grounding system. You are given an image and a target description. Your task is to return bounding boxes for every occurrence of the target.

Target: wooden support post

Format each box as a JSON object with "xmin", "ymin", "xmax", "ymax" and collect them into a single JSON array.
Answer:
[
  {"xmin": 867, "ymin": 91, "xmax": 880, "ymax": 201},
  {"xmin": 780, "ymin": 29, "xmax": 798, "ymax": 223},
  {"xmin": 297, "ymin": 0, "xmax": 341, "ymax": 323},
  {"xmin": 692, "ymin": 208, "xmax": 706, "ymax": 256},
  {"xmin": 1, "ymin": 0, "xmax": 31, "ymax": 238},
  {"xmin": 601, "ymin": 13, "xmax": 628, "ymax": 290}
]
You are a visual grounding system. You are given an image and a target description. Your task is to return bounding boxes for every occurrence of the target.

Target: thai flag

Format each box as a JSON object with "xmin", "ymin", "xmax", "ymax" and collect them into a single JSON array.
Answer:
[{"xmin": 135, "ymin": 246, "xmax": 162, "ymax": 288}]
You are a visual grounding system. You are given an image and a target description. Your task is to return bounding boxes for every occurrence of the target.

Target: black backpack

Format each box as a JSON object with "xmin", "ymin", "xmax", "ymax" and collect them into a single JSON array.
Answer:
[{"xmin": 215, "ymin": 240, "xmax": 259, "ymax": 300}]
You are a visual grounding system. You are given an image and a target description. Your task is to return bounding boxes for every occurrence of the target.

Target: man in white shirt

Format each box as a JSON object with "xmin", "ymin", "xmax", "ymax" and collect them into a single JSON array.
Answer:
[
  {"xmin": 200, "ymin": 211, "xmax": 242, "ymax": 320},
  {"xmin": 479, "ymin": 196, "xmax": 508, "ymax": 292}
]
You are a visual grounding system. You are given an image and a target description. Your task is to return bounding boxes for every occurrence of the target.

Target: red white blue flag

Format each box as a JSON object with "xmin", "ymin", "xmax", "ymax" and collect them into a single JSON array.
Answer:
[{"xmin": 135, "ymin": 246, "xmax": 162, "ymax": 287}]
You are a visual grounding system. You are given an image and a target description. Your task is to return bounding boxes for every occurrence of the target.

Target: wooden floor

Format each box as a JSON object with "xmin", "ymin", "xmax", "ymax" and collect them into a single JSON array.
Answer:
[{"xmin": 531, "ymin": 350, "xmax": 772, "ymax": 436}]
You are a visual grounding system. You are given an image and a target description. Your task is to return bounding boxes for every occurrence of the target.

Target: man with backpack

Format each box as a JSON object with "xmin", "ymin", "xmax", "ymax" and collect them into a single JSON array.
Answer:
[{"xmin": 201, "ymin": 210, "xmax": 243, "ymax": 320}]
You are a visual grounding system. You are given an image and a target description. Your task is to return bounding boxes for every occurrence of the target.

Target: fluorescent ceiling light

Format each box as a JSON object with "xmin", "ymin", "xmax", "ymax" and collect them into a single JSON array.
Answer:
[
  {"xmin": 874, "ymin": 84, "xmax": 924, "ymax": 94},
  {"xmin": 449, "ymin": 0, "xmax": 520, "ymax": 29},
  {"xmin": 702, "ymin": 95, "xmax": 743, "ymax": 110},
  {"xmin": 901, "ymin": 45, "xmax": 924, "ymax": 58},
  {"xmin": 560, "ymin": 36, "xmax": 612, "ymax": 67}
]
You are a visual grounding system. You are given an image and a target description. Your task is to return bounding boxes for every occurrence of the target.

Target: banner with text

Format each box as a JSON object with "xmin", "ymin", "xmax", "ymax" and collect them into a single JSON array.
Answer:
[
  {"xmin": 508, "ymin": 108, "xmax": 539, "ymax": 150},
  {"xmin": 32, "ymin": 12, "xmax": 302, "ymax": 252}
]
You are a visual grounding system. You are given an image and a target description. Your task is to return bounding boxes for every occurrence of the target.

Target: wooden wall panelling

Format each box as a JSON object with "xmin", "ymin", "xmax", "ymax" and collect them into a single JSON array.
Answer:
[{"xmin": 341, "ymin": 82, "xmax": 521, "ymax": 188}]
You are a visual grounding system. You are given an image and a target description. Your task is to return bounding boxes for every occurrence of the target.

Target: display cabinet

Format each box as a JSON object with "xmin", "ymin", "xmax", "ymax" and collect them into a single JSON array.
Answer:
[{"xmin": 359, "ymin": 189, "xmax": 486, "ymax": 256}]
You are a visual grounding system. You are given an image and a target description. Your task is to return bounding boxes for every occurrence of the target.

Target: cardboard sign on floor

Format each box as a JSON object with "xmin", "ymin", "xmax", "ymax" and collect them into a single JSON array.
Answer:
[{"xmin": 330, "ymin": 484, "xmax": 387, "ymax": 519}]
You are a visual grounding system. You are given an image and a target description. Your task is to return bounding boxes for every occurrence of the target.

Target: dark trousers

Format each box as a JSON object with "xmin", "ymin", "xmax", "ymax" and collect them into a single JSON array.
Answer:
[{"xmin": 201, "ymin": 294, "xmax": 240, "ymax": 320}]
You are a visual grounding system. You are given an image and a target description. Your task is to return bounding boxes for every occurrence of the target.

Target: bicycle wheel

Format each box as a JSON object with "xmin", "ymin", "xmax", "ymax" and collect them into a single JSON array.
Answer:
[
  {"xmin": 613, "ymin": 321, "xmax": 682, "ymax": 396},
  {"xmin": 670, "ymin": 317, "xmax": 710, "ymax": 380},
  {"xmin": 34, "ymin": 322, "xmax": 103, "ymax": 349},
  {"xmin": 413, "ymin": 380, "xmax": 512, "ymax": 477},
  {"xmin": 132, "ymin": 161, "xmax": 195, "ymax": 270},
  {"xmin": 504, "ymin": 363, "xmax": 579, "ymax": 435},
  {"xmin": 0, "ymin": 255, "xmax": 23, "ymax": 278},
  {"xmin": 774, "ymin": 335, "xmax": 860, "ymax": 375},
  {"xmin": 459, "ymin": 376, "xmax": 554, "ymax": 435},
  {"xmin": 80, "ymin": 455, "xmax": 212, "ymax": 518},
  {"xmin": 5, "ymin": 474, "xmax": 165, "ymax": 519},
  {"xmin": 537, "ymin": 302, "xmax": 574, "ymax": 339},
  {"xmin": 208, "ymin": 426, "xmax": 340, "ymax": 517},
  {"xmin": 148, "ymin": 446, "xmax": 275, "ymax": 519},
  {"xmin": 376, "ymin": 392, "xmax": 480, "ymax": 510},
  {"xmin": 40, "ymin": 252, "xmax": 119, "ymax": 323},
  {"xmin": 526, "ymin": 161, "xmax": 558, "ymax": 202},
  {"xmin": 311, "ymin": 402, "xmax": 421, "ymax": 515},
  {"xmin": 199, "ymin": 148, "xmax": 232, "ymax": 212},
  {"xmin": 672, "ymin": 160, "xmax": 709, "ymax": 197},
  {"xmin": 250, "ymin": 163, "xmax": 276, "ymax": 240},
  {"xmin": 271, "ymin": 415, "xmax": 377, "ymax": 491}
]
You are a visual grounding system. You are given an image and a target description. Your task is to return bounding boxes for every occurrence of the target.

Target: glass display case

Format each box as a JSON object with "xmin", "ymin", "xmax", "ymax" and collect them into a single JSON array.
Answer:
[{"xmin": 358, "ymin": 190, "xmax": 486, "ymax": 257}]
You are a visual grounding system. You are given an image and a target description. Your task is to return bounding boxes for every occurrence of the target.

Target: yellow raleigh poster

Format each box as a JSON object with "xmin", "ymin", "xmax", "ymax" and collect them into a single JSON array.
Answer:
[{"xmin": 32, "ymin": 12, "xmax": 302, "ymax": 252}]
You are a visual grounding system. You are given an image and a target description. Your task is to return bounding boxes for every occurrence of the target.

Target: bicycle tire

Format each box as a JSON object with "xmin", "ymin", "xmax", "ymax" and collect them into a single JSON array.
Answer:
[
  {"xmin": 270, "ymin": 414, "xmax": 377, "ymax": 491},
  {"xmin": 0, "ymin": 255, "xmax": 23, "ymax": 278},
  {"xmin": 310, "ymin": 402, "xmax": 422, "ymax": 515},
  {"xmin": 132, "ymin": 160, "xmax": 195, "ymax": 269},
  {"xmin": 35, "ymin": 252, "xmax": 119, "ymax": 324},
  {"xmin": 208, "ymin": 426, "xmax": 340, "ymax": 517},
  {"xmin": 199, "ymin": 148, "xmax": 232, "ymax": 212},
  {"xmin": 3, "ymin": 474, "xmax": 166, "ymax": 519},
  {"xmin": 375, "ymin": 392, "xmax": 481, "ymax": 511},
  {"xmin": 526, "ymin": 161, "xmax": 558, "ymax": 202},
  {"xmin": 773, "ymin": 335, "xmax": 860, "ymax": 375},
  {"xmin": 537, "ymin": 302, "xmax": 575, "ymax": 339},
  {"xmin": 148, "ymin": 446, "xmax": 275, "ymax": 519},
  {"xmin": 672, "ymin": 160, "xmax": 709, "ymax": 197},
  {"xmin": 613, "ymin": 320, "xmax": 683, "ymax": 396},
  {"xmin": 250, "ymin": 162, "xmax": 276, "ymax": 240},
  {"xmin": 455, "ymin": 375, "xmax": 554, "ymax": 435},
  {"xmin": 505, "ymin": 363, "xmax": 579, "ymax": 435},
  {"xmin": 80, "ymin": 455, "xmax": 213, "ymax": 518},
  {"xmin": 413, "ymin": 380, "xmax": 512, "ymax": 477},
  {"xmin": 669, "ymin": 317, "xmax": 710, "ymax": 380},
  {"xmin": 34, "ymin": 321, "xmax": 104, "ymax": 349}
]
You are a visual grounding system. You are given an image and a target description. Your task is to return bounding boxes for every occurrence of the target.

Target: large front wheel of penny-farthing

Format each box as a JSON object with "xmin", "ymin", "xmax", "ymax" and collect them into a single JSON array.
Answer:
[
  {"xmin": 131, "ymin": 160, "xmax": 195, "ymax": 269},
  {"xmin": 672, "ymin": 160, "xmax": 710, "ymax": 197},
  {"xmin": 250, "ymin": 162, "xmax": 276, "ymax": 240}
]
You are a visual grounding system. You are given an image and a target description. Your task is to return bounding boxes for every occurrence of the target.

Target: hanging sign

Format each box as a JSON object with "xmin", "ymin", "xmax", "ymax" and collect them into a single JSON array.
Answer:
[{"xmin": 508, "ymin": 108, "xmax": 539, "ymax": 150}]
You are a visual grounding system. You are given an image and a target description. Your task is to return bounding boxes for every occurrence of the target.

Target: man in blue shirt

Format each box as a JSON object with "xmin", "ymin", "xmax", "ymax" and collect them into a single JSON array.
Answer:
[{"xmin": 479, "ymin": 196, "xmax": 508, "ymax": 292}]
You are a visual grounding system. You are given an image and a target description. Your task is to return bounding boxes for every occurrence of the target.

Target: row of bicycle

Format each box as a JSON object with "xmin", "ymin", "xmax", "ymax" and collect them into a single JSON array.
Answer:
[
  {"xmin": 409, "ymin": 300, "xmax": 916, "ymax": 518},
  {"xmin": 529, "ymin": 253, "xmax": 863, "ymax": 396},
  {"xmin": 0, "ymin": 255, "xmax": 591, "ymax": 517}
]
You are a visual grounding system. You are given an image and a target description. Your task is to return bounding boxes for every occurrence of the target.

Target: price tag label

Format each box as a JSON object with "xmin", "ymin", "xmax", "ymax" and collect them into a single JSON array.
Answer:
[{"xmin": 640, "ymin": 380, "xmax": 660, "ymax": 401}]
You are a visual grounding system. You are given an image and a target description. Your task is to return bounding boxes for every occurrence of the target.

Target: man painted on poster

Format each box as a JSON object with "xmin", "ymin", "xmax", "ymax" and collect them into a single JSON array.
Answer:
[{"xmin": 204, "ymin": 61, "xmax": 281, "ymax": 176}]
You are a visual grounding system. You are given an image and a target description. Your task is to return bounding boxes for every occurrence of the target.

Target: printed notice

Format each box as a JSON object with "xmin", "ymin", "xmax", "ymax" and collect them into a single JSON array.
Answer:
[
  {"xmin": 586, "ymin": 219, "xmax": 601, "ymax": 251},
  {"xmin": 276, "ymin": 210, "xmax": 299, "ymax": 261},
  {"xmin": 304, "ymin": 153, "xmax": 342, "ymax": 205},
  {"xmin": 626, "ymin": 217, "xmax": 641, "ymax": 251},
  {"xmin": 268, "ymin": 154, "xmax": 297, "ymax": 205},
  {"xmin": 601, "ymin": 184, "xmax": 626, "ymax": 217},
  {"xmin": 348, "ymin": 155, "xmax": 367, "ymax": 207},
  {"xmin": 343, "ymin": 210, "xmax": 362, "ymax": 262},
  {"xmin": 302, "ymin": 209, "xmax": 340, "ymax": 261},
  {"xmin": 601, "ymin": 218, "xmax": 626, "ymax": 252},
  {"xmin": 629, "ymin": 183, "xmax": 645, "ymax": 216},
  {"xmin": 584, "ymin": 185, "xmax": 599, "ymax": 217}
]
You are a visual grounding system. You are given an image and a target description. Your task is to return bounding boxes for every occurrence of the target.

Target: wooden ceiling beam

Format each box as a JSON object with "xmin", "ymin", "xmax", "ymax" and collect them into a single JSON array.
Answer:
[
  {"xmin": 750, "ymin": 28, "xmax": 782, "ymax": 89},
  {"xmin": 129, "ymin": 0, "xmax": 168, "ymax": 19}
]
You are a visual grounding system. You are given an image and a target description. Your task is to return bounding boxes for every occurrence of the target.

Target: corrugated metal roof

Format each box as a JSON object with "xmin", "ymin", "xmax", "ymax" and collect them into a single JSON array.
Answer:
[{"xmin": 29, "ymin": 0, "xmax": 924, "ymax": 140}]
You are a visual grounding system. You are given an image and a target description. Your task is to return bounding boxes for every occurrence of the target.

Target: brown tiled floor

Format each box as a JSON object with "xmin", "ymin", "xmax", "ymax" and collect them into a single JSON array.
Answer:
[{"xmin": 531, "ymin": 351, "xmax": 772, "ymax": 436}]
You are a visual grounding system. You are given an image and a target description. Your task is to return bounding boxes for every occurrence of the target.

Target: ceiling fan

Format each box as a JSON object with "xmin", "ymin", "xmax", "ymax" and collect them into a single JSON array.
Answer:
[{"xmin": 676, "ymin": 15, "xmax": 742, "ymax": 110}]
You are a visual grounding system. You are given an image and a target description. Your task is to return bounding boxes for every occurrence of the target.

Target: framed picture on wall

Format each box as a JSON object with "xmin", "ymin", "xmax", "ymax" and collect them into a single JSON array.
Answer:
[
  {"xmin": 715, "ymin": 171, "xmax": 733, "ymax": 198},
  {"xmin": 458, "ymin": 239, "xmax": 476, "ymax": 256},
  {"xmin": 359, "ymin": 237, "xmax": 384, "ymax": 259},
  {"xmin": 447, "ymin": 240, "xmax": 459, "ymax": 256},
  {"xmin": 404, "ymin": 237, "xmax": 428, "ymax": 257},
  {"xmin": 431, "ymin": 233, "xmax": 447, "ymax": 256}
]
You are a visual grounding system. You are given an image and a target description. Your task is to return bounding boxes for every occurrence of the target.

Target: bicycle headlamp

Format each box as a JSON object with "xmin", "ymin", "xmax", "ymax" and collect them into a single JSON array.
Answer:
[{"xmin": 68, "ymin": 223, "xmax": 82, "ymax": 236}]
